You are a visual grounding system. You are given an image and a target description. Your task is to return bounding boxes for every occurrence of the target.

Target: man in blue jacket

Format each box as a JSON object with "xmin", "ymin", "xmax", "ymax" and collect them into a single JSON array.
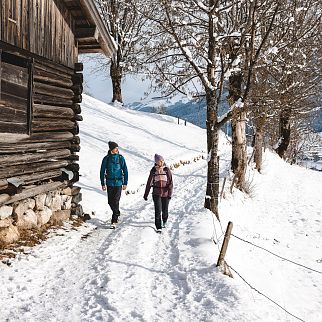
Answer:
[{"xmin": 100, "ymin": 141, "xmax": 128, "ymax": 225}]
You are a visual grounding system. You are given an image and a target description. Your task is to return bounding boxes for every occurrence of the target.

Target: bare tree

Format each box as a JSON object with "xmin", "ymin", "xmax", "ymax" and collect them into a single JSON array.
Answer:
[
  {"xmin": 247, "ymin": 0, "xmax": 321, "ymax": 169},
  {"xmin": 216, "ymin": 0, "xmax": 280, "ymax": 190},
  {"xmin": 96, "ymin": 0, "xmax": 149, "ymax": 103},
  {"xmin": 137, "ymin": 0, "xmax": 283, "ymax": 216}
]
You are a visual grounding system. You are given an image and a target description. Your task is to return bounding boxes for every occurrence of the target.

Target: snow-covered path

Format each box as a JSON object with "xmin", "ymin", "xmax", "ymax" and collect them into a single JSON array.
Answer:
[
  {"xmin": 80, "ymin": 160, "xmax": 236, "ymax": 322},
  {"xmin": 1, "ymin": 96, "xmax": 321, "ymax": 322},
  {"xmin": 0, "ymin": 159, "xmax": 241, "ymax": 322}
]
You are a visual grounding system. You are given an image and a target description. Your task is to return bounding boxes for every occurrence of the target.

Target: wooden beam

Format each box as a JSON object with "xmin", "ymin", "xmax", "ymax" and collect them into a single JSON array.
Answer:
[
  {"xmin": 0, "ymin": 160, "xmax": 69, "ymax": 179},
  {"xmin": 72, "ymin": 73, "xmax": 83, "ymax": 84},
  {"xmin": 7, "ymin": 169, "xmax": 63, "ymax": 186},
  {"xmin": 32, "ymin": 118, "xmax": 75, "ymax": 132},
  {"xmin": 0, "ymin": 149, "xmax": 71, "ymax": 167},
  {"xmin": 29, "ymin": 132, "xmax": 74, "ymax": 143},
  {"xmin": 74, "ymin": 62, "xmax": 84, "ymax": 72},
  {"xmin": 34, "ymin": 74, "xmax": 73, "ymax": 89},
  {"xmin": 3, "ymin": 181, "xmax": 66, "ymax": 206},
  {"xmin": 33, "ymin": 93, "xmax": 73, "ymax": 106},
  {"xmin": 0, "ymin": 121, "xmax": 27, "ymax": 134},
  {"xmin": 0, "ymin": 141, "xmax": 72, "ymax": 153},
  {"xmin": 33, "ymin": 104, "xmax": 75, "ymax": 119},
  {"xmin": 34, "ymin": 82, "xmax": 75, "ymax": 99},
  {"xmin": 78, "ymin": 47, "xmax": 103, "ymax": 54},
  {"xmin": 75, "ymin": 27, "xmax": 98, "ymax": 41},
  {"xmin": 0, "ymin": 41, "xmax": 74, "ymax": 74},
  {"xmin": 72, "ymin": 104, "xmax": 82, "ymax": 114}
]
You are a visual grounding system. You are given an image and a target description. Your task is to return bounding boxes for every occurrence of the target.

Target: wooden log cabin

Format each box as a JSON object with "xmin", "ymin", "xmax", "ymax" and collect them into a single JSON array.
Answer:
[{"xmin": 0, "ymin": 0, "xmax": 116, "ymax": 244}]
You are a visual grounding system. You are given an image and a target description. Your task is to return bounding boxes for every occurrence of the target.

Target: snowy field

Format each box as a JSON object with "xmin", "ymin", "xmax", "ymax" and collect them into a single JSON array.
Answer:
[{"xmin": 1, "ymin": 95, "xmax": 322, "ymax": 322}]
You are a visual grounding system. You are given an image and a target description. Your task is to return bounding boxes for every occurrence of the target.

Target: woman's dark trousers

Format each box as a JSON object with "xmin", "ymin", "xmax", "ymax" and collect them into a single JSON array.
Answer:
[
  {"xmin": 152, "ymin": 195, "xmax": 169, "ymax": 229},
  {"xmin": 107, "ymin": 186, "xmax": 122, "ymax": 223}
]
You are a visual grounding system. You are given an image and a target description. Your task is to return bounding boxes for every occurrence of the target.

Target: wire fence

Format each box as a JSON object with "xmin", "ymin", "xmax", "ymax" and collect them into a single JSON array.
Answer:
[
  {"xmin": 231, "ymin": 233, "xmax": 322, "ymax": 275},
  {"xmin": 211, "ymin": 217, "xmax": 322, "ymax": 322},
  {"xmin": 227, "ymin": 264, "xmax": 306, "ymax": 322}
]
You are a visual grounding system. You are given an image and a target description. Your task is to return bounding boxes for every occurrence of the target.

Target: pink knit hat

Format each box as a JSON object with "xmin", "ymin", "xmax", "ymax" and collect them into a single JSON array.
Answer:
[{"xmin": 154, "ymin": 154, "xmax": 164, "ymax": 163}]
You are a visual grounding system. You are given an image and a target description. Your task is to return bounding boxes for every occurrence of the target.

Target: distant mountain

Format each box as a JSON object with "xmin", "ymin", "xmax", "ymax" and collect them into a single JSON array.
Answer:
[
  {"xmin": 128, "ymin": 99, "xmax": 206, "ymax": 128},
  {"xmin": 128, "ymin": 97, "xmax": 230, "ymax": 131},
  {"xmin": 129, "ymin": 100, "xmax": 322, "ymax": 134}
]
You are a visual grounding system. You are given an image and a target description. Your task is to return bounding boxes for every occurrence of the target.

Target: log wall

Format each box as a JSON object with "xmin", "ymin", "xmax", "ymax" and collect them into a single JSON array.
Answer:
[
  {"xmin": 0, "ymin": 0, "xmax": 77, "ymax": 68},
  {"xmin": 0, "ymin": 44, "xmax": 83, "ymax": 208}
]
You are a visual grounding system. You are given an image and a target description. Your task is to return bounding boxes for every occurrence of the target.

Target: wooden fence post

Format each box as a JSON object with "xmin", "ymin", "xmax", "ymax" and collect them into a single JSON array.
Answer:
[{"xmin": 217, "ymin": 221, "xmax": 233, "ymax": 268}]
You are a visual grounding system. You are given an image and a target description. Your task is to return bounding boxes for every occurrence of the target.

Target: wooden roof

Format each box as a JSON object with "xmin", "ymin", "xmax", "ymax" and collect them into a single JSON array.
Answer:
[{"xmin": 62, "ymin": 0, "xmax": 116, "ymax": 57}]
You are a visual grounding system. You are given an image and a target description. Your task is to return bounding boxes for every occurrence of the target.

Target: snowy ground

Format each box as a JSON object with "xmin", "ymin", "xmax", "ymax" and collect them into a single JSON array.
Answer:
[{"xmin": 1, "ymin": 95, "xmax": 322, "ymax": 322}]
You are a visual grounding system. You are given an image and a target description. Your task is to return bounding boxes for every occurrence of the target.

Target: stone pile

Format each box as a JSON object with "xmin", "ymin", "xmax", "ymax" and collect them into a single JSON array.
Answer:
[{"xmin": 0, "ymin": 186, "xmax": 83, "ymax": 245}]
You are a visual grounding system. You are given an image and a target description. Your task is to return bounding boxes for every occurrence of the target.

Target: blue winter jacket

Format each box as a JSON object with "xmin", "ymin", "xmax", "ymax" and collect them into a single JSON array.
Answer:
[{"xmin": 100, "ymin": 152, "xmax": 128, "ymax": 187}]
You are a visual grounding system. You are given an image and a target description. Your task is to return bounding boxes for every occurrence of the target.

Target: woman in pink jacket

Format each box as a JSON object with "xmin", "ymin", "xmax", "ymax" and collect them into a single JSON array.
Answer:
[{"xmin": 143, "ymin": 154, "xmax": 173, "ymax": 233}]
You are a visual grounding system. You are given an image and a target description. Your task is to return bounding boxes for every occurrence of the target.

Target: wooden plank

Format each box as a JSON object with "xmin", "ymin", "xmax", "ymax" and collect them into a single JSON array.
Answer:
[
  {"xmin": 1, "ymin": 79, "xmax": 29, "ymax": 98},
  {"xmin": 0, "ymin": 148, "xmax": 71, "ymax": 166},
  {"xmin": 22, "ymin": 0, "xmax": 29, "ymax": 50},
  {"xmin": 75, "ymin": 27, "xmax": 97, "ymax": 41},
  {"xmin": 72, "ymin": 104, "xmax": 81, "ymax": 114},
  {"xmin": 33, "ymin": 93, "xmax": 73, "ymax": 106},
  {"xmin": 0, "ymin": 120, "xmax": 27, "ymax": 134},
  {"xmin": 0, "ymin": 1, "xmax": 2, "ymax": 41},
  {"xmin": 1, "ymin": 92, "xmax": 28, "ymax": 109},
  {"xmin": 0, "ymin": 140, "xmax": 71, "ymax": 153},
  {"xmin": 0, "ymin": 159, "xmax": 69, "ymax": 178},
  {"xmin": 71, "ymin": 84, "xmax": 83, "ymax": 95},
  {"xmin": 3, "ymin": 181, "xmax": 66, "ymax": 206},
  {"xmin": 78, "ymin": 47, "xmax": 103, "ymax": 54},
  {"xmin": 73, "ymin": 95, "xmax": 82, "ymax": 103},
  {"xmin": 74, "ymin": 62, "xmax": 83, "ymax": 72},
  {"xmin": 72, "ymin": 73, "xmax": 83, "ymax": 84},
  {"xmin": 0, "ymin": 48, "xmax": 2, "ymax": 95},
  {"xmin": 29, "ymin": 0, "xmax": 34, "ymax": 52},
  {"xmin": 32, "ymin": 118, "xmax": 75, "ymax": 131},
  {"xmin": 27, "ymin": 58, "xmax": 34, "ymax": 136},
  {"xmin": 16, "ymin": 0, "xmax": 22, "ymax": 48},
  {"xmin": 33, "ymin": 81, "xmax": 74, "ymax": 99},
  {"xmin": 28, "ymin": 131, "xmax": 74, "ymax": 143},
  {"xmin": 0, "ymin": 104, "xmax": 27, "ymax": 123},
  {"xmin": 33, "ymin": 72, "xmax": 73, "ymax": 88},
  {"xmin": 33, "ymin": 104, "xmax": 75, "ymax": 119},
  {"xmin": 1, "ymin": 61, "xmax": 29, "ymax": 86},
  {"xmin": 8, "ymin": 169, "xmax": 62, "ymax": 185},
  {"xmin": 75, "ymin": 114, "xmax": 83, "ymax": 121}
]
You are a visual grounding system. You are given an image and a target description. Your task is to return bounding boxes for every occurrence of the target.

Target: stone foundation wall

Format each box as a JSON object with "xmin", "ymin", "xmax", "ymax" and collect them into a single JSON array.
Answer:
[{"xmin": 0, "ymin": 186, "xmax": 83, "ymax": 245}]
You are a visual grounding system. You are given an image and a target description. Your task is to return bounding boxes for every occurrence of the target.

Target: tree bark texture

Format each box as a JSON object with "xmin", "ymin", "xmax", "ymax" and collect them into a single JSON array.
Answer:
[
  {"xmin": 229, "ymin": 72, "xmax": 247, "ymax": 191},
  {"xmin": 110, "ymin": 60, "xmax": 123, "ymax": 104},
  {"xmin": 204, "ymin": 93, "xmax": 220, "ymax": 219},
  {"xmin": 231, "ymin": 110, "xmax": 247, "ymax": 191},
  {"xmin": 253, "ymin": 116, "xmax": 266, "ymax": 172},
  {"xmin": 275, "ymin": 109, "xmax": 291, "ymax": 159}
]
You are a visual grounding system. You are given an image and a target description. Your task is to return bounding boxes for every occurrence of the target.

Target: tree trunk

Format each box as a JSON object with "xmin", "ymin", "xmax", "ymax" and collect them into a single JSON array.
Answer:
[
  {"xmin": 231, "ymin": 111, "xmax": 247, "ymax": 190},
  {"xmin": 110, "ymin": 60, "xmax": 123, "ymax": 104},
  {"xmin": 229, "ymin": 72, "xmax": 247, "ymax": 191},
  {"xmin": 275, "ymin": 109, "xmax": 291, "ymax": 159},
  {"xmin": 204, "ymin": 93, "xmax": 220, "ymax": 219},
  {"xmin": 253, "ymin": 116, "xmax": 266, "ymax": 172}
]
